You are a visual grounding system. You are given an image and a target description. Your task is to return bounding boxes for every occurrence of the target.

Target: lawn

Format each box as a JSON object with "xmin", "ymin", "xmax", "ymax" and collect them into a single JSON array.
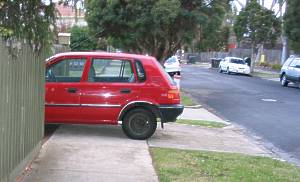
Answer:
[
  {"xmin": 151, "ymin": 148, "xmax": 300, "ymax": 182},
  {"xmin": 176, "ymin": 119, "xmax": 226, "ymax": 128}
]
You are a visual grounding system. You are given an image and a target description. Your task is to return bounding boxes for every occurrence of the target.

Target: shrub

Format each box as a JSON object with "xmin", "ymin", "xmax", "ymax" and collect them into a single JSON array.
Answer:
[
  {"xmin": 258, "ymin": 62, "xmax": 270, "ymax": 67},
  {"xmin": 271, "ymin": 64, "xmax": 282, "ymax": 70}
]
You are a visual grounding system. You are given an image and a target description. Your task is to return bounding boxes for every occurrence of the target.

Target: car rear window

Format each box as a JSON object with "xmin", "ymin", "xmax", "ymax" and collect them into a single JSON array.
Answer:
[
  {"xmin": 230, "ymin": 59, "xmax": 245, "ymax": 64},
  {"xmin": 166, "ymin": 57, "xmax": 177, "ymax": 63}
]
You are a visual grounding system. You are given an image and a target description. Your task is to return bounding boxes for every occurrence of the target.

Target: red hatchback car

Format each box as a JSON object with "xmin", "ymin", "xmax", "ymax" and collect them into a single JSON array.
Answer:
[{"xmin": 45, "ymin": 52, "xmax": 184, "ymax": 139}]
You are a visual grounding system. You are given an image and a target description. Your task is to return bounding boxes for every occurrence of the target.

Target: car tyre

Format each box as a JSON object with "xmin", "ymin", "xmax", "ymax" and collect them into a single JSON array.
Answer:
[
  {"xmin": 219, "ymin": 67, "xmax": 223, "ymax": 73},
  {"xmin": 281, "ymin": 74, "xmax": 289, "ymax": 87},
  {"xmin": 122, "ymin": 108, "xmax": 157, "ymax": 140}
]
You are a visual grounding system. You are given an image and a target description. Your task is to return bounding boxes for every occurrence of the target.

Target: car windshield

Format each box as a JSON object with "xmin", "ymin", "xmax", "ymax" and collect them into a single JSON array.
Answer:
[{"xmin": 230, "ymin": 59, "xmax": 245, "ymax": 64}]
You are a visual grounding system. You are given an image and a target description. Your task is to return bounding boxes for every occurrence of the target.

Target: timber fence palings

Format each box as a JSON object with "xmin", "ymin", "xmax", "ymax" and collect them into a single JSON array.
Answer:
[{"xmin": 0, "ymin": 41, "xmax": 46, "ymax": 182}]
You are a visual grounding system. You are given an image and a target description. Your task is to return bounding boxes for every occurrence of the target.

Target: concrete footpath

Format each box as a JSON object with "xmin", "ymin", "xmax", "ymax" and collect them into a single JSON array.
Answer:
[
  {"xmin": 150, "ymin": 108, "xmax": 270, "ymax": 156},
  {"xmin": 21, "ymin": 107, "xmax": 272, "ymax": 182}
]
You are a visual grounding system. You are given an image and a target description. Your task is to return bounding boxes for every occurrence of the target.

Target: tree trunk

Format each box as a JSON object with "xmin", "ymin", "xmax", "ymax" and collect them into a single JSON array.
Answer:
[
  {"xmin": 255, "ymin": 44, "xmax": 264, "ymax": 65},
  {"xmin": 281, "ymin": 36, "xmax": 289, "ymax": 64},
  {"xmin": 250, "ymin": 44, "xmax": 256, "ymax": 73},
  {"xmin": 74, "ymin": 0, "xmax": 79, "ymax": 24}
]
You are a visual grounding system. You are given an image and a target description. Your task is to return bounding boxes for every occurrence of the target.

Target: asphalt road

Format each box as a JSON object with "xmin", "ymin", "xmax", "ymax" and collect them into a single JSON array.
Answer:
[{"xmin": 181, "ymin": 64, "xmax": 300, "ymax": 164}]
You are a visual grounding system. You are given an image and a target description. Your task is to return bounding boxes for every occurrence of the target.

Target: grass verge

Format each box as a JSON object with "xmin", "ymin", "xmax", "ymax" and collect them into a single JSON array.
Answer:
[
  {"xmin": 180, "ymin": 91, "xmax": 196, "ymax": 106},
  {"xmin": 150, "ymin": 148, "xmax": 300, "ymax": 182},
  {"xmin": 176, "ymin": 119, "xmax": 226, "ymax": 128},
  {"xmin": 252, "ymin": 72, "xmax": 279, "ymax": 79}
]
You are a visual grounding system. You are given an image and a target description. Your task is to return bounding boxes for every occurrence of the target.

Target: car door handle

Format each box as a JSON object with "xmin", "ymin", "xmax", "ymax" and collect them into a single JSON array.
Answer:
[
  {"xmin": 67, "ymin": 88, "xmax": 78, "ymax": 93},
  {"xmin": 120, "ymin": 89, "xmax": 131, "ymax": 93}
]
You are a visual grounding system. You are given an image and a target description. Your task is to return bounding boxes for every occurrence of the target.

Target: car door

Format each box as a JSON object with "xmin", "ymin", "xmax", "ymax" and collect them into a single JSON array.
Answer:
[
  {"xmin": 222, "ymin": 58, "xmax": 229, "ymax": 70},
  {"xmin": 45, "ymin": 57, "xmax": 87, "ymax": 123},
  {"xmin": 79, "ymin": 57, "xmax": 141, "ymax": 124},
  {"xmin": 287, "ymin": 59, "xmax": 297, "ymax": 81},
  {"xmin": 289, "ymin": 59, "xmax": 300, "ymax": 82}
]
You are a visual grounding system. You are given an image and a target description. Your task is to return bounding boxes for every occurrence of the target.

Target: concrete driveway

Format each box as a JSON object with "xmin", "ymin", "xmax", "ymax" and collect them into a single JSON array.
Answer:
[{"xmin": 22, "ymin": 125, "xmax": 158, "ymax": 182}]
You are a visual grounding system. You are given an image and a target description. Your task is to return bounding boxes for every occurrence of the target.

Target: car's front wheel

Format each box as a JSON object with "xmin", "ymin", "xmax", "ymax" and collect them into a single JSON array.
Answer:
[
  {"xmin": 219, "ymin": 66, "xmax": 223, "ymax": 73},
  {"xmin": 122, "ymin": 108, "xmax": 157, "ymax": 140},
  {"xmin": 226, "ymin": 67, "xmax": 231, "ymax": 75},
  {"xmin": 281, "ymin": 74, "xmax": 289, "ymax": 87}
]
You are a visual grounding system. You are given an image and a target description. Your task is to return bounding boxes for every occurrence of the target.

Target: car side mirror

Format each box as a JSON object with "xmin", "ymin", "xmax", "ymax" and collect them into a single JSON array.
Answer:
[{"xmin": 295, "ymin": 65, "xmax": 300, "ymax": 69}]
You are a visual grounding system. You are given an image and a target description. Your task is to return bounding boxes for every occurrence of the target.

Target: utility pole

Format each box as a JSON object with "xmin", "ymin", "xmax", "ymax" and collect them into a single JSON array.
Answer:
[{"xmin": 281, "ymin": 0, "xmax": 289, "ymax": 64}]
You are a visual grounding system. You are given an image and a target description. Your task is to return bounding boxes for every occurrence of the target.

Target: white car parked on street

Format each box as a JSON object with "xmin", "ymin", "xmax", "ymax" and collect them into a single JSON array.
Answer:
[
  {"xmin": 219, "ymin": 57, "xmax": 250, "ymax": 75},
  {"xmin": 164, "ymin": 56, "xmax": 181, "ymax": 76}
]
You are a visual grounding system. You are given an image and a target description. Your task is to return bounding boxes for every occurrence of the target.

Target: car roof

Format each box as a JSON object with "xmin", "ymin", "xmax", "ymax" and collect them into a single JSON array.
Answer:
[
  {"xmin": 50, "ymin": 51, "xmax": 156, "ymax": 61},
  {"xmin": 225, "ymin": 57, "xmax": 243, "ymax": 60}
]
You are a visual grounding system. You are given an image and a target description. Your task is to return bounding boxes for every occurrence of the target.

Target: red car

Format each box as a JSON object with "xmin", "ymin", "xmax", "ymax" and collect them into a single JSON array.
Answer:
[{"xmin": 45, "ymin": 52, "xmax": 184, "ymax": 139}]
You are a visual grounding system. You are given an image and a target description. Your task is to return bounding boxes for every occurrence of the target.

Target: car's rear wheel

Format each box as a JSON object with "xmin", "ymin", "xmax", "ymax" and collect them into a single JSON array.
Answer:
[
  {"xmin": 122, "ymin": 108, "xmax": 157, "ymax": 140},
  {"xmin": 281, "ymin": 74, "xmax": 289, "ymax": 87}
]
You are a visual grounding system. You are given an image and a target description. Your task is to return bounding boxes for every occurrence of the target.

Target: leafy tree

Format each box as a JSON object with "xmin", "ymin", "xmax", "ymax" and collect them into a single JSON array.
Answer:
[
  {"xmin": 234, "ymin": 0, "xmax": 281, "ymax": 70},
  {"xmin": 0, "ymin": 1, "xmax": 56, "ymax": 50},
  {"xmin": 284, "ymin": 0, "xmax": 300, "ymax": 53},
  {"xmin": 70, "ymin": 26, "xmax": 99, "ymax": 51},
  {"xmin": 194, "ymin": 26, "xmax": 230, "ymax": 52},
  {"xmin": 86, "ymin": 0, "xmax": 230, "ymax": 62}
]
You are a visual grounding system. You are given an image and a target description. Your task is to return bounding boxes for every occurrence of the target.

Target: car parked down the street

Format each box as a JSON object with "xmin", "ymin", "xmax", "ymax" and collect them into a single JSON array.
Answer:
[
  {"xmin": 280, "ymin": 55, "xmax": 300, "ymax": 87},
  {"xmin": 219, "ymin": 57, "xmax": 251, "ymax": 75},
  {"xmin": 45, "ymin": 52, "xmax": 184, "ymax": 140},
  {"xmin": 164, "ymin": 55, "xmax": 181, "ymax": 76}
]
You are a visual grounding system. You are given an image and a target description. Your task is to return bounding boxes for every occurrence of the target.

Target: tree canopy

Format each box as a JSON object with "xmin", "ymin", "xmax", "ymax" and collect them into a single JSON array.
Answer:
[
  {"xmin": 0, "ymin": 1, "xmax": 56, "ymax": 50},
  {"xmin": 70, "ymin": 26, "xmax": 98, "ymax": 51},
  {"xmin": 86, "ymin": 0, "xmax": 230, "ymax": 62},
  {"xmin": 233, "ymin": 0, "xmax": 281, "ymax": 47},
  {"xmin": 284, "ymin": 0, "xmax": 300, "ymax": 53}
]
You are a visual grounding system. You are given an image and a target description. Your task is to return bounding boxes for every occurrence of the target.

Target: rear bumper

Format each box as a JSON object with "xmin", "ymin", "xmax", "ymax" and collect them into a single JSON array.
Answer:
[
  {"xmin": 230, "ymin": 68, "xmax": 250, "ymax": 74},
  {"xmin": 158, "ymin": 104, "xmax": 184, "ymax": 123}
]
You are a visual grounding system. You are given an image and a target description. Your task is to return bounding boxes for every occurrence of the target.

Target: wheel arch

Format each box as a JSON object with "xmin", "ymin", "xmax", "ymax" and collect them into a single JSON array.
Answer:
[{"xmin": 118, "ymin": 101, "xmax": 161, "ymax": 122}]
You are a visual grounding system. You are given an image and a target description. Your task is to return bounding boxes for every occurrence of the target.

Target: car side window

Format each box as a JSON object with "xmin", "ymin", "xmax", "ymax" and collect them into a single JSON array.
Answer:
[
  {"xmin": 294, "ymin": 59, "xmax": 300, "ymax": 68},
  {"xmin": 88, "ymin": 59, "xmax": 135, "ymax": 83},
  {"xmin": 135, "ymin": 60, "xmax": 146, "ymax": 82},
  {"xmin": 46, "ymin": 59, "xmax": 86, "ymax": 82}
]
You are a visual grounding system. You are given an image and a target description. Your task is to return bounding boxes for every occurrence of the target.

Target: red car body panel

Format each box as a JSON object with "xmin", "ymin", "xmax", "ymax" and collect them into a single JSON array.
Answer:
[{"xmin": 45, "ymin": 52, "xmax": 182, "ymax": 125}]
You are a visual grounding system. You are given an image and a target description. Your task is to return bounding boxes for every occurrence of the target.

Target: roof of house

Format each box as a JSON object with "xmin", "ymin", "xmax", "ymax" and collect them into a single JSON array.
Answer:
[{"xmin": 56, "ymin": 3, "xmax": 85, "ymax": 17}]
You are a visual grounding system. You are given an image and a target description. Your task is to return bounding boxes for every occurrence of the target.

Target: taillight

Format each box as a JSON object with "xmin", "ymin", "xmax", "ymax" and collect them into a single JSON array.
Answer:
[{"xmin": 167, "ymin": 89, "xmax": 180, "ymax": 100}]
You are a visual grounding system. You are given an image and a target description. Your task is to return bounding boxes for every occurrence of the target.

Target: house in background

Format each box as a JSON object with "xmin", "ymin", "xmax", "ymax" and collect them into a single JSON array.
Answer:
[{"xmin": 56, "ymin": 3, "xmax": 87, "ymax": 33}]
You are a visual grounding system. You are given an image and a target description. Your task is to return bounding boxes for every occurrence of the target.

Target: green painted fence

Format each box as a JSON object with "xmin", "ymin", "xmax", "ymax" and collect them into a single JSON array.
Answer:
[{"xmin": 0, "ymin": 41, "xmax": 46, "ymax": 181}]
